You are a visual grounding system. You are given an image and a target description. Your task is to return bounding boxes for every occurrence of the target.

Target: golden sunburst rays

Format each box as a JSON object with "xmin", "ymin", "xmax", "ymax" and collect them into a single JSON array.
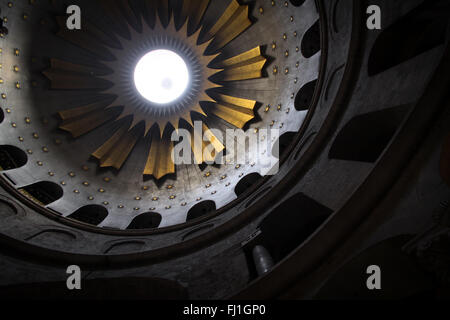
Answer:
[
  {"xmin": 92, "ymin": 119, "xmax": 143, "ymax": 170},
  {"xmin": 144, "ymin": 132, "xmax": 175, "ymax": 180},
  {"xmin": 44, "ymin": 0, "xmax": 267, "ymax": 180},
  {"xmin": 191, "ymin": 123, "xmax": 226, "ymax": 164},
  {"xmin": 98, "ymin": 15, "xmax": 220, "ymax": 137}
]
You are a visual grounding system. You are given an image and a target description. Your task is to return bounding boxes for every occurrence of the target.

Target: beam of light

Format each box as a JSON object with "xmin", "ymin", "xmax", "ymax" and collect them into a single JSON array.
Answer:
[{"xmin": 134, "ymin": 49, "xmax": 190, "ymax": 105}]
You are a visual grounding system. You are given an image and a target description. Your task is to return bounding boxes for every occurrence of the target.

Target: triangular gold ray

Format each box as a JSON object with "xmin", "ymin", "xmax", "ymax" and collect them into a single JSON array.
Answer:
[
  {"xmin": 55, "ymin": 16, "xmax": 114, "ymax": 60},
  {"xmin": 115, "ymin": 105, "xmax": 135, "ymax": 120},
  {"xmin": 43, "ymin": 69, "xmax": 111, "ymax": 90},
  {"xmin": 203, "ymin": 123, "xmax": 225, "ymax": 155},
  {"xmin": 203, "ymin": 0, "xmax": 252, "ymax": 52},
  {"xmin": 190, "ymin": 123, "xmax": 224, "ymax": 164},
  {"xmin": 92, "ymin": 122, "xmax": 142, "ymax": 170},
  {"xmin": 181, "ymin": 0, "xmax": 210, "ymax": 33},
  {"xmin": 197, "ymin": 91, "xmax": 216, "ymax": 104},
  {"xmin": 58, "ymin": 99, "xmax": 117, "ymax": 138},
  {"xmin": 178, "ymin": 15, "xmax": 189, "ymax": 37},
  {"xmin": 179, "ymin": 110, "xmax": 194, "ymax": 127},
  {"xmin": 191, "ymin": 103, "xmax": 207, "ymax": 117},
  {"xmin": 58, "ymin": 99, "xmax": 110, "ymax": 120},
  {"xmin": 60, "ymin": 109, "xmax": 117, "ymax": 138},
  {"xmin": 208, "ymin": 94, "xmax": 256, "ymax": 129},
  {"xmin": 144, "ymin": 134, "xmax": 175, "ymax": 179},
  {"xmin": 219, "ymin": 58, "xmax": 267, "ymax": 81},
  {"xmin": 156, "ymin": 121, "xmax": 168, "ymax": 138}
]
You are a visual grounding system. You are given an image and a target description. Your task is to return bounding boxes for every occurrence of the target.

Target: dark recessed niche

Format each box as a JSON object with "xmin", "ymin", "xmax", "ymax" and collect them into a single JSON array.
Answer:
[
  {"xmin": 20, "ymin": 181, "xmax": 63, "ymax": 206},
  {"xmin": 104, "ymin": 241, "xmax": 146, "ymax": 254},
  {"xmin": 0, "ymin": 108, "xmax": 4, "ymax": 124},
  {"xmin": 182, "ymin": 224, "xmax": 215, "ymax": 241},
  {"xmin": 368, "ymin": 0, "xmax": 449, "ymax": 76},
  {"xmin": 256, "ymin": 192, "xmax": 332, "ymax": 263},
  {"xmin": 68, "ymin": 205, "xmax": 108, "ymax": 226},
  {"xmin": 329, "ymin": 105, "xmax": 410, "ymax": 163},
  {"xmin": 295, "ymin": 79, "xmax": 317, "ymax": 111},
  {"xmin": 186, "ymin": 200, "xmax": 216, "ymax": 221},
  {"xmin": 235, "ymin": 173, "xmax": 263, "ymax": 197},
  {"xmin": 0, "ymin": 199, "xmax": 18, "ymax": 218},
  {"xmin": 289, "ymin": 0, "xmax": 307, "ymax": 7},
  {"xmin": 127, "ymin": 212, "xmax": 162, "ymax": 230},
  {"xmin": 272, "ymin": 131, "xmax": 297, "ymax": 158},
  {"xmin": 0, "ymin": 145, "xmax": 28, "ymax": 171},
  {"xmin": 301, "ymin": 20, "xmax": 321, "ymax": 58}
]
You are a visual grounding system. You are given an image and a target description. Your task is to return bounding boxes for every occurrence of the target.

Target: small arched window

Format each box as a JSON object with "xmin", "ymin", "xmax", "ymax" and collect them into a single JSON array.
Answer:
[
  {"xmin": 68, "ymin": 205, "xmax": 108, "ymax": 226},
  {"xmin": 127, "ymin": 212, "xmax": 162, "ymax": 230}
]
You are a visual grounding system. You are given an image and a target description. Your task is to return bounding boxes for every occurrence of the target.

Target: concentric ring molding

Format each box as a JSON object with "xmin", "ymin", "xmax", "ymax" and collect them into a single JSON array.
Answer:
[
  {"xmin": 0, "ymin": 0, "xmax": 322, "ymax": 237},
  {"xmin": 0, "ymin": 0, "xmax": 329, "ymax": 262}
]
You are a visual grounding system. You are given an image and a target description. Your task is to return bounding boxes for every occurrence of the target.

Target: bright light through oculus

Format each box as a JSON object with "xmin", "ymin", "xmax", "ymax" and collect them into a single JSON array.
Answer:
[{"xmin": 134, "ymin": 49, "xmax": 190, "ymax": 104}]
